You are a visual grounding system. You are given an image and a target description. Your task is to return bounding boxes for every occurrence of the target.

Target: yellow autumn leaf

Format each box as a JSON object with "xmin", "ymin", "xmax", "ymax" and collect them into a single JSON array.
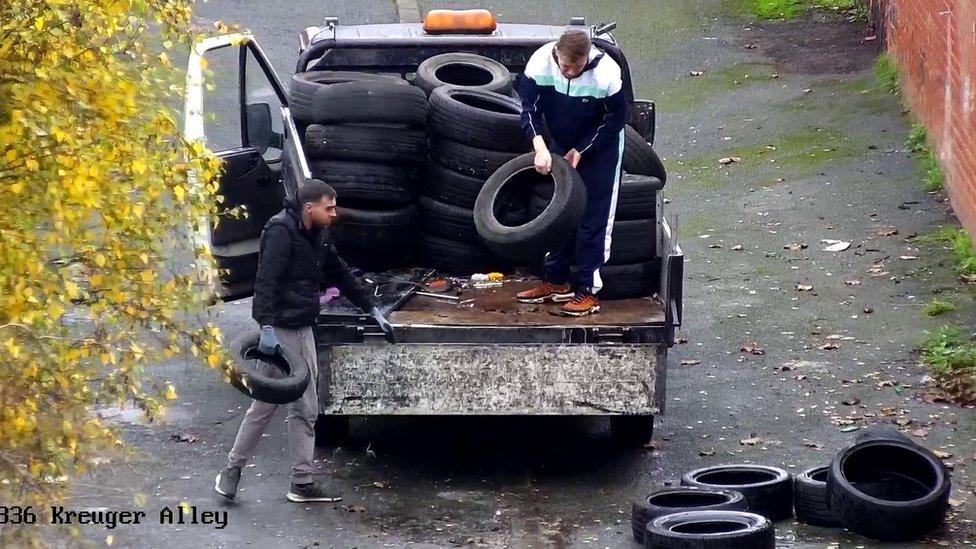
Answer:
[{"xmin": 164, "ymin": 383, "xmax": 177, "ymax": 400}]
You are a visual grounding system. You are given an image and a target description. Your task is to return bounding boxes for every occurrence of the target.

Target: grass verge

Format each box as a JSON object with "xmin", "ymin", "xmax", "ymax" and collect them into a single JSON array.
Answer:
[
  {"xmin": 733, "ymin": 0, "xmax": 867, "ymax": 20},
  {"xmin": 921, "ymin": 326, "xmax": 976, "ymax": 405},
  {"xmin": 914, "ymin": 226, "xmax": 976, "ymax": 279},
  {"xmin": 924, "ymin": 299, "xmax": 958, "ymax": 317}
]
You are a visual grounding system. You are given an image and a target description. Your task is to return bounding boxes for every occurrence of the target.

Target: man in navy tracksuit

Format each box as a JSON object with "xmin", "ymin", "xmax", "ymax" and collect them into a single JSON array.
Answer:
[{"xmin": 515, "ymin": 29, "xmax": 628, "ymax": 316}]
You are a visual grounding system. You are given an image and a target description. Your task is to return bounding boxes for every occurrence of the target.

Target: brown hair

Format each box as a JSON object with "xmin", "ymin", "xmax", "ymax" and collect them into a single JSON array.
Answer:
[
  {"xmin": 555, "ymin": 29, "xmax": 591, "ymax": 61},
  {"xmin": 298, "ymin": 178, "xmax": 337, "ymax": 205}
]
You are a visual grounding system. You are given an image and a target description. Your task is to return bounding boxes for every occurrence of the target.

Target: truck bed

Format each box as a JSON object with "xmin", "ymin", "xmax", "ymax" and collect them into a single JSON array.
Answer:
[{"xmin": 392, "ymin": 280, "xmax": 665, "ymax": 327}]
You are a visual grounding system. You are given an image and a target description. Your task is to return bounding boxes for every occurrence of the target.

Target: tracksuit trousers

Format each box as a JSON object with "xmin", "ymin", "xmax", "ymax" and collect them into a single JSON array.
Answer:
[
  {"xmin": 544, "ymin": 129, "xmax": 625, "ymax": 294},
  {"xmin": 227, "ymin": 326, "xmax": 319, "ymax": 484}
]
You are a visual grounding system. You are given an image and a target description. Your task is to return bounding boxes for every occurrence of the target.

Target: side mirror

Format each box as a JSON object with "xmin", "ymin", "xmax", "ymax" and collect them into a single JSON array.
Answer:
[
  {"xmin": 632, "ymin": 99, "xmax": 656, "ymax": 147},
  {"xmin": 245, "ymin": 102, "xmax": 283, "ymax": 154}
]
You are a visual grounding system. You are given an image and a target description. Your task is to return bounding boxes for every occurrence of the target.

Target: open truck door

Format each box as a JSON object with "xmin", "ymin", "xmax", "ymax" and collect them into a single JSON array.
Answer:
[{"xmin": 184, "ymin": 34, "xmax": 311, "ymax": 299}]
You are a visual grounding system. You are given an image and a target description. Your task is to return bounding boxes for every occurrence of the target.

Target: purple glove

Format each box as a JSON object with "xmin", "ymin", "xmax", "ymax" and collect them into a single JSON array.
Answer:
[{"xmin": 319, "ymin": 287, "xmax": 341, "ymax": 305}]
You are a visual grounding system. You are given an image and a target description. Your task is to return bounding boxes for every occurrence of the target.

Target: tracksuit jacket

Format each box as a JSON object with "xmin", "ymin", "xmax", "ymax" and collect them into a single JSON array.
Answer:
[{"xmin": 518, "ymin": 41, "xmax": 628, "ymax": 294}]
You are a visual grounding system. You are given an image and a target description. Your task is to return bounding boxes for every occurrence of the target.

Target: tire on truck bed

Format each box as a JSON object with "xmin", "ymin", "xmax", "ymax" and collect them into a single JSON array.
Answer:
[{"xmin": 290, "ymin": 73, "xmax": 428, "ymax": 126}]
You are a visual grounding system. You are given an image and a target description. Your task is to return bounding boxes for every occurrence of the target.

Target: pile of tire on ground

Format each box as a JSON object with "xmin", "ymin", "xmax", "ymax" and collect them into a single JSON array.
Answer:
[
  {"xmin": 418, "ymin": 53, "xmax": 527, "ymax": 274},
  {"xmin": 529, "ymin": 125, "xmax": 667, "ymax": 299},
  {"xmin": 289, "ymin": 71, "xmax": 428, "ymax": 272}
]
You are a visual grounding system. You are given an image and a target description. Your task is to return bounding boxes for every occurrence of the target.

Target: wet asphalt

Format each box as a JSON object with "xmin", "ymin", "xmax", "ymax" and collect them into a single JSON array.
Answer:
[{"xmin": 55, "ymin": 0, "xmax": 976, "ymax": 548}]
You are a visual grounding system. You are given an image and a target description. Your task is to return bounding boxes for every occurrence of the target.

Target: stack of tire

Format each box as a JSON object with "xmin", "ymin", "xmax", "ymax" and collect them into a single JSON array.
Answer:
[
  {"xmin": 530, "ymin": 125, "xmax": 668, "ymax": 299},
  {"xmin": 630, "ymin": 427, "xmax": 951, "ymax": 547},
  {"xmin": 289, "ymin": 71, "xmax": 429, "ymax": 272},
  {"xmin": 414, "ymin": 53, "xmax": 527, "ymax": 275}
]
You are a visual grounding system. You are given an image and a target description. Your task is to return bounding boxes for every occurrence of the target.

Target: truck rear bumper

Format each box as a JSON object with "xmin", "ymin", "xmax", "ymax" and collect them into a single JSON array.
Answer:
[{"xmin": 317, "ymin": 344, "xmax": 665, "ymax": 416}]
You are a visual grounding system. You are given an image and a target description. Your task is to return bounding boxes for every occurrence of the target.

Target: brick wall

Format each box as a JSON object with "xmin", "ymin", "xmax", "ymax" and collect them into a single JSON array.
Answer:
[{"xmin": 872, "ymin": 0, "xmax": 976, "ymax": 238}]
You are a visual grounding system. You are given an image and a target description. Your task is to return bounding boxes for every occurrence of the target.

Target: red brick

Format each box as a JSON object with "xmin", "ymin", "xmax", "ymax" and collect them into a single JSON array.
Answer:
[{"xmin": 878, "ymin": 0, "xmax": 976, "ymax": 238}]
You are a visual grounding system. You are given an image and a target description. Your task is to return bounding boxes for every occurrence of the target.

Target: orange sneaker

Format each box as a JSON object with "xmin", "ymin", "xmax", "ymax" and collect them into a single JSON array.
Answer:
[
  {"xmin": 516, "ymin": 282, "xmax": 574, "ymax": 304},
  {"xmin": 558, "ymin": 293, "xmax": 600, "ymax": 316}
]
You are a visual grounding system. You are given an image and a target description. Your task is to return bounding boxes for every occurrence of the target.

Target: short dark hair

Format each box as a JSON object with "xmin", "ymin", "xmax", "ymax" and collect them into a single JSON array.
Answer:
[
  {"xmin": 556, "ymin": 29, "xmax": 591, "ymax": 61},
  {"xmin": 297, "ymin": 178, "xmax": 337, "ymax": 205}
]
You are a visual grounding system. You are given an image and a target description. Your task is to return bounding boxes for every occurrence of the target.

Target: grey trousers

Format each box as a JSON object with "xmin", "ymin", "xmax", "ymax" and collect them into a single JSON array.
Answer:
[{"xmin": 227, "ymin": 326, "xmax": 318, "ymax": 484}]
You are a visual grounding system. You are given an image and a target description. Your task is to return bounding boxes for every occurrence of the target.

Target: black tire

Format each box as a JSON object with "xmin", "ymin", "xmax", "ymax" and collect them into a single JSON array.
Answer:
[
  {"xmin": 681, "ymin": 464, "xmax": 794, "ymax": 522},
  {"xmin": 794, "ymin": 466, "xmax": 841, "ymax": 528},
  {"xmin": 615, "ymin": 174, "xmax": 663, "ymax": 221},
  {"xmin": 308, "ymin": 160, "xmax": 420, "ymax": 208},
  {"xmin": 632, "ymin": 487, "xmax": 748, "ymax": 544},
  {"xmin": 419, "ymin": 196, "xmax": 478, "ymax": 243},
  {"xmin": 227, "ymin": 330, "xmax": 310, "ymax": 405},
  {"xmin": 415, "ymin": 52, "xmax": 513, "ymax": 96},
  {"xmin": 607, "ymin": 218, "xmax": 656, "ymax": 265},
  {"xmin": 645, "ymin": 510, "xmax": 775, "ymax": 549},
  {"xmin": 531, "ymin": 173, "xmax": 663, "ymax": 222},
  {"xmin": 474, "ymin": 154, "xmax": 586, "ymax": 262},
  {"xmin": 623, "ymin": 124, "xmax": 667, "ymax": 183},
  {"xmin": 430, "ymin": 137, "xmax": 521, "ymax": 180},
  {"xmin": 828, "ymin": 440, "xmax": 951, "ymax": 542},
  {"xmin": 611, "ymin": 415, "xmax": 655, "ymax": 447},
  {"xmin": 428, "ymin": 87, "xmax": 528, "ymax": 152},
  {"xmin": 329, "ymin": 205, "xmax": 418, "ymax": 271},
  {"xmin": 424, "ymin": 161, "xmax": 487, "ymax": 209},
  {"xmin": 289, "ymin": 74, "xmax": 428, "ymax": 126},
  {"xmin": 417, "ymin": 233, "xmax": 510, "ymax": 275},
  {"xmin": 305, "ymin": 124, "xmax": 428, "ymax": 164},
  {"xmin": 855, "ymin": 423, "xmax": 914, "ymax": 445},
  {"xmin": 587, "ymin": 260, "xmax": 659, "ymax": 300}
]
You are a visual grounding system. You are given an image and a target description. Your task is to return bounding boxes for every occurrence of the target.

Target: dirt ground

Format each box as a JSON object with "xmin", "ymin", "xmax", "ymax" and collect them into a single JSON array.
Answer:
[{"xmin": 29, "ymin": 1, "xmax": 976, "ymax": 547}]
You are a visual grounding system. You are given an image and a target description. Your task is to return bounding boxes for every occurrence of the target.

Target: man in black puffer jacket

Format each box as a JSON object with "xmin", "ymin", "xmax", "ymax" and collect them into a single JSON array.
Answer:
[{"xmin": 215, "ymin": 179, "xmax": 395, "ymax": 504}]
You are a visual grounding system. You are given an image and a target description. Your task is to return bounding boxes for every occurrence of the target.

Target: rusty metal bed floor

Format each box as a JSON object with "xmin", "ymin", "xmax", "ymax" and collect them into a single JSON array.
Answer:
[{"xmin": 390, "ymin": 280, "xmax": 665, "ymax": 327}]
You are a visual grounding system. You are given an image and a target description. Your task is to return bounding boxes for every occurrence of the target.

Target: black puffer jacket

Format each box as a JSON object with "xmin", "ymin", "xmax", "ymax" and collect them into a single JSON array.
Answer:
[{"xmin": 252, "ymin": 199, "xmax": 374, "ymax": 328}]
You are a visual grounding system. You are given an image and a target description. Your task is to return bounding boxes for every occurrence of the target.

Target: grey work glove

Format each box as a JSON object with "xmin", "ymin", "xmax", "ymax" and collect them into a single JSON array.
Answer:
[
  {"xmin": 257, "ymin": 325, "xmax": 280, "ymax": 355},
  {"xmin": 369, "ymin": 306, "xmax": 397, "ymax": 344}
]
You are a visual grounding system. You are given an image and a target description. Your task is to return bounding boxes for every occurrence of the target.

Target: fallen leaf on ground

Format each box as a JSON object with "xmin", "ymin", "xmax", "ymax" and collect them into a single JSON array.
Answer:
[
  {"xmin": 708, "ymin": 244, "xmax": 723, "ymax": 249},
  {"xmin": 840, "ymin": 426, "xmax": 859, "ymax": 433},
  {"xmin": 718, "ymin": 156, "xmax": 742, "ymax": 165},
  {"xmin": 804, "ymin": 442, "xmax": 824, "ymax": 450},
  {"xmin": 845, "ymin": 279, "xmax": 862, "ymax": 286},
  {"xmin": 731, "ymin": 244, "xmax": 743, "ymax": 251},
  {"xmin": 740, "ymin": 342, "xmax": 764, "ymax": 355},
  {"xmin": 949, "ymin": 498, "xmax": 965, "ymax": 508},
  {"xmin": 785, "ymin": 243, "xmax": 808, "ymax": 251},
  {"xmin": 740, "ymin": 436, "xmax": 763, "ymax": 446},
  {"xmin": 912, "ymin": 428, "xmax": 929, "ymax": 438},
  {"xmin": 822, "ymin": 240, "xmax": 852, "ymax": 252},
  {"xmin": 796, "ymin": 284, "xmax": 813, "ymax": 292},
  {"xmin": 899, "ymin": 255, "xmax": 918, "ymax": 260},
  {"xmin": 643, "ymin": 440, "xmax": 660, "ymax": 450},
  {"xmin": 170, "ymin": 432, "xmax": 198, "ymax": 444},
  {"xmin": 681, "ymin": 359, "xmax": 702, "ymax": 366},
  {"xmin": 934, "ymin": 450, "xmax": 953, "ymax": 459},
  {"xmin": 699, "ymin": 447, "xmax": 716, "ymax": 456},
  {"xmin": 821, "ymin": 342, "xmax": 840, "ymax": 350}
]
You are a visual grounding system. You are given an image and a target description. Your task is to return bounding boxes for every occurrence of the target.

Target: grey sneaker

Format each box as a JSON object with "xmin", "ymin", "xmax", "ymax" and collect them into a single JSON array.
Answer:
[
  {"xmin": 214, "ymin": 466, "xmax": 241, "ymax": 500},
  {"xmin": 286, "ymin": 481, "xmax": 342, "ymax": 502}
]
